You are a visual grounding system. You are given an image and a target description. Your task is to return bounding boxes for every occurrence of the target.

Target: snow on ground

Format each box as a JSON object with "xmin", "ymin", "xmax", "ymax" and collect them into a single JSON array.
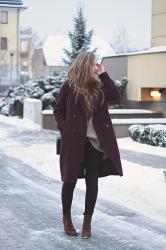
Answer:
[
  {"xmin": 99, "ymin": 161, "xmax": 166, "ymax": 222},
  {"xmin": 42, "ymin": 109, "xmax": 157, "ymax": 115},
  {"xmin": 117, "ymin": 137, "xmax": 166, "ymax": 158},
  {"xmin": 108, "ymin": 109, "xmax": 156, "ymax": 114},
  {"xmin": 0, "ymin": 115, "xmax": 166, "ymax": 224},
  {"xmin": 112, "ymin": 118, "xmax": 166, "ymax": 124},
  {"xmin": 0, "ymin": 115, "xmax": 41, "ymax": 130}
]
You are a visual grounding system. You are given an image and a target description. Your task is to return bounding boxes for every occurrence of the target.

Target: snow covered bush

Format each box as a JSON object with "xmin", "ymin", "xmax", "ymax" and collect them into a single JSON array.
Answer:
[
  {"xmin": 0, "ymin": 70, "xmax": 67, "ymax": 117},
  {"xmin": 41, "ymin": 92, "xmax": 55, "ymax": 110},
  {"xmin": 129, "ymin": 124, "xmax": 166, "ymax": 147}
]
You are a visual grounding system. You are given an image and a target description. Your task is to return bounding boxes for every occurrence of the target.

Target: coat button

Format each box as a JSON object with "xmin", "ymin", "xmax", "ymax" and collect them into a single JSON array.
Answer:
[
  {"xmin": 72, "ymin": 128, "xmax": 76, "ymax": 132},
  {"xmin": 106, "ymin": 124, "xmax": 109, "ymax": 128},
  {"xmin": 73, "ymin": 114, "xmax": 76, "ymax": 118}
]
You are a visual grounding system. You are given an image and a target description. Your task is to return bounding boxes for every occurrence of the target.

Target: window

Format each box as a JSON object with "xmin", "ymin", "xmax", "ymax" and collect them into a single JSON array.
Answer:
[
  {"xmin": 1, "ymin": 11, "xmax": 8, "ymax": 24},
  {"xmin": 22, "ymin": 62, "xmax": 29, "ymax": 72},
  {"xmin": 21, "ymin": 40, "xmax": 29, "ymax": 53},
  {"xmin": 0, "ymin": 37, "xmax": 8, "ymax": 50},
  {"xmin": 0, "ymin": 65, "xmax": 8, "ymax": 77}
]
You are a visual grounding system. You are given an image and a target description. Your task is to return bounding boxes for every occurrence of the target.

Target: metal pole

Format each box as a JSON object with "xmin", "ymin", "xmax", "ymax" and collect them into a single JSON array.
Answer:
[{"xmin": 10, "ymin": 52, "xmax": 14, "ymax": 87}]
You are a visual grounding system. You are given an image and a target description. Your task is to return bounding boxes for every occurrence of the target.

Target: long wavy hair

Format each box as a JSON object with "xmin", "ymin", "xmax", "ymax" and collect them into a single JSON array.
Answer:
[{"xmin": 68, "ymin": 52, "xmax": 105, "ymax": 118}]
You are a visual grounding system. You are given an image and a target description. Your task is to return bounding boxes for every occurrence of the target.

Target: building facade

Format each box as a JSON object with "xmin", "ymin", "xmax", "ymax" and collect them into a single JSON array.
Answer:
[
  {"xmin": 151, "ymin": 0, "xmax": 166, "ymax": 46},
  {"xmin": 20, "ymin": 27, "xmax": 33, "ymax": 83},
  {"xmin": 0, "ymin": 0, "xmax": 26, "ymax": 92},
  {"xmin": 31, "ymin": 48, "xmax": 65, "ymax": 79},
  {"xmin": 102, "ymin": 0, "xmax": 166, "ymax": 117}
]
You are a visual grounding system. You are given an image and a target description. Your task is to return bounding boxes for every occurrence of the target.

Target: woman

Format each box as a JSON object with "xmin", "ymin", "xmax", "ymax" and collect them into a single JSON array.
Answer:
[{"xmin": 53, "ymin": 51, "xmax": 123, "ymax": 239}]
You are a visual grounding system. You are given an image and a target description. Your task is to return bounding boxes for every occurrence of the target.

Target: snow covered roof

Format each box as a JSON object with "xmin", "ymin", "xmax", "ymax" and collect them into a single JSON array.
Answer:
[
  {"xmin": 43, "ymin": 35, "xmax": 115, "ymax": 66},
  {"xmin": 103, "ymin": 46, "xmax": 166, "ymax": 58},
  {"xmin": 0, "ymin": 0, "xmax": 26, "ymax": 9},
  {"xmin": 20, "ymin": 27, "xmax": 32, "ymax": 37}
]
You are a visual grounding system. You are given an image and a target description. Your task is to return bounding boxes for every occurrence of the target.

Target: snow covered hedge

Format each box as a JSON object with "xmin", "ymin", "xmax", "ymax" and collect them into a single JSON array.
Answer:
[
  {"xmin": 128, "ymin": 124, "xmax": 166, "ymax": 147},
  {"xmin": 0, "ymin": 70, "xmax": 127, "ymax": 117},
  {"xmin": 0, "ymin": 70, "xmax": 67, "ymax": 117}
]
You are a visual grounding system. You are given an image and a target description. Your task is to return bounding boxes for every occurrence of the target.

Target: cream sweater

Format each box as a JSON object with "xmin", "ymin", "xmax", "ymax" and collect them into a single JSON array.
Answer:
[
  {"xmin": 86, "ymin": 116, "xmax": 109, "ymax": 160},
  {"xmin": 86, "ymin": 116, "xmax": 104, "ymax": 152}
]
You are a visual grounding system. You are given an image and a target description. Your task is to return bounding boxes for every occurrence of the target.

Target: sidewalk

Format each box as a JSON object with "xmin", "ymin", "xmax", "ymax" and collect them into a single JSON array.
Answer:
[{"xmin": 0, "ymin": 115, "xmax": 166, "ymax": 224}]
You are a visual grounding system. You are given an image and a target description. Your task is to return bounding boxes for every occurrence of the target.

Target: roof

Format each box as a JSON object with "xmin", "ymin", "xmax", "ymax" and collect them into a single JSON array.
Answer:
[
  {"xmin": 20, "ymin": 27, "xmax": 32, "ymax": 38},
  {"xmin": 0, "ymin": 0, "xmax": 26, "ymax": 9},
  {"xmin": 43, "ymin": 35, "xmax": 116, "ymax": 66},
  {"xmin": 103, "ymin": 46, "xmax": 166, "ymax": 59}
]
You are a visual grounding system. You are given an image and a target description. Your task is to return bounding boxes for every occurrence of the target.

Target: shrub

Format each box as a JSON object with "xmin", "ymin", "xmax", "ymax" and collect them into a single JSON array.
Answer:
[
  {"xmin": 0, "ymin": 70, "xmax": 67, "ymax": 117},
  {"xmin": 128, "ymin": 124, "xmax": 166, "ymax": 147}
]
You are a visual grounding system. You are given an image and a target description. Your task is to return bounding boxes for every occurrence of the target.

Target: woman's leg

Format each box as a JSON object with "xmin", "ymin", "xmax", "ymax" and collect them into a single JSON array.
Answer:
[
  {"xmin": 61, "ymin": 182, "xmax": 78, "ymax": 236},
  {"xmin": 84, "ymin": 139, "xmax": 103, "ymax": 215},
  {"xmin": 61, "ymin": 182, "xmax": 76, "ymax": 214},
  {"xmin": 81, "ymin": 139, "xmax": 103, "ymax": 238}
]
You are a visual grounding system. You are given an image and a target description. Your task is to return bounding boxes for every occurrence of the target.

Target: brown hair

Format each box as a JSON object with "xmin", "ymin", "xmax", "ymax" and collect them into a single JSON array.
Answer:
[{"xmin": 68, "ymin": 51, "xmax": 105, "ymax": 118}]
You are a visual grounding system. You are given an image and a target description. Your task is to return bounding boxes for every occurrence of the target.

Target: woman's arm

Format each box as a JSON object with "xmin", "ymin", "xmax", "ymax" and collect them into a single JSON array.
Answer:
[
  {"xmin": 53, "ymin": 80, "xmax": 68, "ymax": 134},
  {"xmin": 99, "ymin": 72, "xmax": 121, "ymax": 103},
  {"xmin": 95, "ymin": 63, "xmax": 121, "ymax": 103}
]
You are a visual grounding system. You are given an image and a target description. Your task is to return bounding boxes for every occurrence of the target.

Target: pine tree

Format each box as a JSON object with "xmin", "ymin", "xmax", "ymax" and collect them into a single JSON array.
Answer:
[{"xmin": 63, "ymin": 7, "xmax": 96, "ymax": 66}]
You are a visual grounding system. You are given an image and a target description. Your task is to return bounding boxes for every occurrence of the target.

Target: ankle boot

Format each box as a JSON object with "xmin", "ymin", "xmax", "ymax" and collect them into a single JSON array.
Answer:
[
  {"xmin": 63, "ymin": 213, "xmax": 78, "ymax": 236},
  {"xmin": 81, "ymin": 213, "xmax": 93, "ymax": 239}
]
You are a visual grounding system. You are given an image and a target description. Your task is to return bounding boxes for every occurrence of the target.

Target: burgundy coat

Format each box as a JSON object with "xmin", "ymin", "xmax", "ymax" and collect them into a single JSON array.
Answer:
[{"xmin": 53, "ymin": 72, "xmax": 123, "ymax": 183}]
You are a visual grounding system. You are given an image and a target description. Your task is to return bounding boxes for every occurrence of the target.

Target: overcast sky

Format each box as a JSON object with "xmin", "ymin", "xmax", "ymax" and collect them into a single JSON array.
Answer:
[{"xmin": 21, "ymin": 0, "xmax": 152, "ymax": 50}]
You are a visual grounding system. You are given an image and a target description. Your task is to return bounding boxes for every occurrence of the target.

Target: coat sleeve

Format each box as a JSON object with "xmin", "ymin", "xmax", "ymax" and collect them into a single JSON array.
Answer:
[
  {"xmin": 99, "ymin": 72, "xmax": 121, "ymax": 103},
  {"xmin": 53, "ymin": 81, "xmax": 68, "ymax": 135}
]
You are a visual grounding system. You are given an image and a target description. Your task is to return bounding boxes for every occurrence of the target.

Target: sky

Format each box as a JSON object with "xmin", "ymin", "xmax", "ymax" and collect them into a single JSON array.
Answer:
[{"xmin": 21, "ymin": 0, "xmax": 152, "ymax": 50}]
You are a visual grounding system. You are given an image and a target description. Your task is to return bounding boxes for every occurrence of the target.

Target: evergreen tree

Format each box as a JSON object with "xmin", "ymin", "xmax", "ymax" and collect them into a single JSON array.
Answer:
[{"xmin": 63, "ymin": 7, "xmax": 96, "ymax": 66}]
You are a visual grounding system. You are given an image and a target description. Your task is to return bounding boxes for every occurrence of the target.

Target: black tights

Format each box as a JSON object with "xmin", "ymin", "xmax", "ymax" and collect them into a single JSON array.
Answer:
[{"xmin": 62, "ymin": 139, "xmax": 103, "ymax": 215}]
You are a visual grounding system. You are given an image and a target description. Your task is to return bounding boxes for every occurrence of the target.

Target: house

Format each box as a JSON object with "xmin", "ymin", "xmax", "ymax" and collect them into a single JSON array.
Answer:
[
  {"xmin": 102, "ymin": 0, "xmax": 166, "ymax": 117},
  {"xmin": 31, "ymin": 34, "xmax": 115, "ymax": 79},
  {"xmin": 20, "ymin": 27, "xmax": 33, "ymax": 83},
  {"xmin": 151, "ymin": 0, "xmax": 166, "ymax": 46},
  {"xmin": 31, "ymin": 47, "xmax": 65, "ymax": 79},
  {"xmin": 0, "ymin": 0, "xmax": 26, "ymax": 93}
]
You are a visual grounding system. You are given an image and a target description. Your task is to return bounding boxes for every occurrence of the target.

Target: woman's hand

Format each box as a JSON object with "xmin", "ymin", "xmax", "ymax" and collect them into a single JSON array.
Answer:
[{"xmin": 95, "ymin": 63, "xmax": 105, "ymax": 75}]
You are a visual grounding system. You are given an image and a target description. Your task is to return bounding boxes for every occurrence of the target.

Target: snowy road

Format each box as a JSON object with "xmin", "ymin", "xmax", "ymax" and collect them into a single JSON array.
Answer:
[
  {"xmin": 0, "ymin": 152, "xmax": 166, "ymax": 250},
  {"xmin": 120, "ymin": 149, "xmax": 166, "ymax": 169},
  {"xmin": 0, "ymin": 118, "xmax": 166, "ymax": 249}
]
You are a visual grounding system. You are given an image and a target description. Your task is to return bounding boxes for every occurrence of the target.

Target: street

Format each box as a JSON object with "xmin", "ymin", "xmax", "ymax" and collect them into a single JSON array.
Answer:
[{"xmin": 0, "ymin": 119, "xmax": 166, "ymax": 250}]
